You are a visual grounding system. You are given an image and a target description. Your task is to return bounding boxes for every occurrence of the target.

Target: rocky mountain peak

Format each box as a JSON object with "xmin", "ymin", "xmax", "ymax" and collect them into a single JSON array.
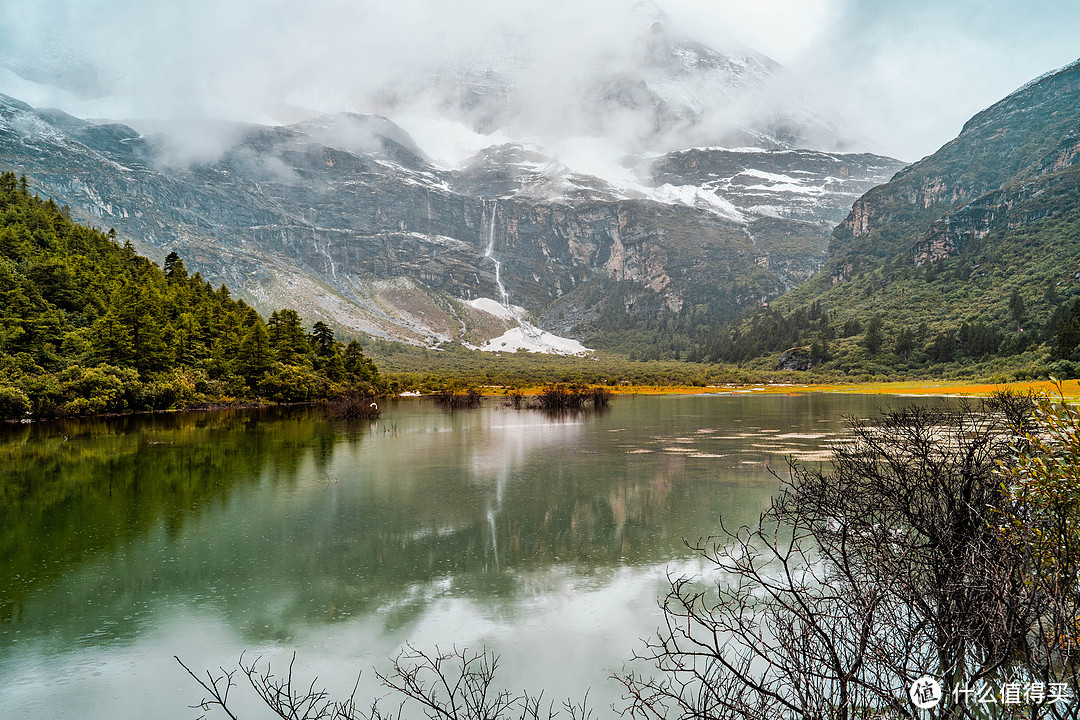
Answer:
[{"xmin": 830, "ymin": 57, "xmax": 1080, "ymax": 274}]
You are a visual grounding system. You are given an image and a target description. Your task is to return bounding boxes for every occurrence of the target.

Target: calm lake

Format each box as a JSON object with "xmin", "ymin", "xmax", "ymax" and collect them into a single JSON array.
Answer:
[{"xmin": 0, "ymin": 393, "xmax": 927, "ymax": 718}]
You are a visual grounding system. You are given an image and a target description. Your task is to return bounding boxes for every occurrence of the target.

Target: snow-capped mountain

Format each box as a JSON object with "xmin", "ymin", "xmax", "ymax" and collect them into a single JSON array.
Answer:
[
  {"xmin": 0, "ymin": 1, "xmax": 903, "ymax": 353},
  {"xmin": 0, "ymin": 92, "xmax": 902, "ymax": 352}
]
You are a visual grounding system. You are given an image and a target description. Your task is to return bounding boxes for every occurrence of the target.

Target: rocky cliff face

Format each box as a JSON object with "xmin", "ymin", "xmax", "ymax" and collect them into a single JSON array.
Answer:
[
  {"xmin": 912, "ymin": 167, "xmax": 1080, "ymax": 265},
  {"xmin": 0, "ymin": 92, "xmax": 901, "ymax": 349},
  {"xmin": 652, "ymin": 148, "xmax": 903, "ymax": 286}
]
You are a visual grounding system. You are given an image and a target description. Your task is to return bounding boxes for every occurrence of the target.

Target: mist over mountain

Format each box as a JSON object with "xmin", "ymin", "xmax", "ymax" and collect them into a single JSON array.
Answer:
[
  {"xmin": 368, "ymin": 11, "xmax": 853, "ymax": 158},
  {"xmin": 4, "ymin": 0, "xmax": 1079, "ymax": 164},
  {"xmin": 0, "ymin": 0, "xmax": 857, "ymax": 166},
  {"xmin": 7, "ymin": 1, "xmax": 1078, "ymax": 366}
]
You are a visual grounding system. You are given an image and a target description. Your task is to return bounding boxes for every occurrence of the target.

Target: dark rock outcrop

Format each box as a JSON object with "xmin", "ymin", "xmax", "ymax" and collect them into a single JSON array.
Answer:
[
  {"xmin": 776, "ymin": 347, "xmax": 811, "ymax": 371},
  {"xmin": 912, "ymin": 168, "xmax": 1080, "ymax": 265}
]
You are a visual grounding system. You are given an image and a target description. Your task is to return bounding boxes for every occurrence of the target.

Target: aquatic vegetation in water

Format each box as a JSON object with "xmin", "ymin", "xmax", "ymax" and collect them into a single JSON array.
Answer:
[
  {"xmin": 327, "ymin": 394, "xmax": 382, "ymax": 419},
  {"xmin": 434, "ymin": 387, "xmax": 483, "ymax": 409}
]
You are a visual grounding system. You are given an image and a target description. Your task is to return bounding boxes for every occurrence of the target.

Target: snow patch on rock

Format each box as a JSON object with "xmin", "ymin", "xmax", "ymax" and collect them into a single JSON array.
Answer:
[
  {"xmin": 478, "ymin": 325, "xmax": 590, "ymax": 356},
  {"xmin": 466, "ymin": 297, "xmax": 521, "ymax": 320},
  {"xmin": 647, "ymin": 183, "xmax": 745, "ymax": 221}
]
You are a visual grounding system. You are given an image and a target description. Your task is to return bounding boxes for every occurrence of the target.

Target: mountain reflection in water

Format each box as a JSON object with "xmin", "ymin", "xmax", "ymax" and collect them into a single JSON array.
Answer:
[{"xmin": 0, "ymin": 394, "xmax": 926, "ymax": 719}]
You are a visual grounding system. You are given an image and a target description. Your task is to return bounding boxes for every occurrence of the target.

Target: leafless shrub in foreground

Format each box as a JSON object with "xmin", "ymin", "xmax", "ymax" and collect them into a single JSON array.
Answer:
[
  {"xmin": 617, "ymin": 396, "xmax": 1080, "ymax": 720},
  {"xmin": 178, "ymin": 645, "xmax": 592, "ymax": 720},
  {"xmin": 177, "ymin": 652, "xmax": 371, "ymax": 720}
]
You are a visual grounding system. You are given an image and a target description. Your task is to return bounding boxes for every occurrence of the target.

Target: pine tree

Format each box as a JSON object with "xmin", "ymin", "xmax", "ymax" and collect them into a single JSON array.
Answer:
[
  {"xmin": 928, "ymin": 329, "xmax": 958, "ymax": 363},
  {"xmin": 267, "ymin": 308, "xmax": 310, "ymax": 365},
  {"xmin": 1009, "ymin": 289, "xmax": 1026, "ymax": 333},
  {"xmin": 862, "ymin": 316, "xmax": 884, "ymax": 355},
  {"xmin": 111, "ymin": 278, "xmax": 168, "ymax": 373},
  {"xmin": 171, "ymin": 312, "xmax": 201, "ymax": 366},
  {"xmin": 324, "ymin": 349, "xmax": 346, "ymax": 382},
  {"xmin": 92, "ymin": 310, "xmax": 134, "ymax": 366},
  {"xmin": 237, "ymin": 321, "xmax": 272, "ymax": 389},
  {"xmin": 1056, "ymin": 300, "xmax": 1080, "ymax": 359},
  {"xmin": 310, "ymin": 321, "xmax": 335, "ymax": 357},
  {"xmin": 209, "ymin": 328, "xmax": 242, "ymax": 379},
  {"xmin": 894, "ymin": 327, "xmax": 916, "ymax": 361},
  {"xmin": 343, "ymin": 340, "xmax": 377, "ymax": 382},
  {"xmin": 163, "ymin": 251, "xmax": 188, "ymax": 281}
]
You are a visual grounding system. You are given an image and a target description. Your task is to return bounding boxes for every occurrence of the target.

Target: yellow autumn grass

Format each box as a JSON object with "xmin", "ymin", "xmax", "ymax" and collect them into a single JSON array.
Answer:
[{"xmin": 552, "ymin": 379, "xmax": 1080, "ymax": 399}]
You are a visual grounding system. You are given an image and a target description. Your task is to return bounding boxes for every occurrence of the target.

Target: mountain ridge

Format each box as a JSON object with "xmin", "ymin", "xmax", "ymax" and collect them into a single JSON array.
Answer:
[
  {"xmin": 0, "ymin": 90, "xmax": 902, "ymax": 358},
  {"xmin": 829, "ymin": 58, "xmax": 1080, "ymax": 276}
]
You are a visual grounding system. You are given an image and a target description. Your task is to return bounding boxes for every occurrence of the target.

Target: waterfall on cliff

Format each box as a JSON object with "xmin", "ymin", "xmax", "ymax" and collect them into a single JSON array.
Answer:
[
  {"xmin": 484, "ymin": 200, "xmax": 511, "ymax": 307},
  {"xmin": 480, "ymin": 198, "xmax": 583, "ymax": 354}
]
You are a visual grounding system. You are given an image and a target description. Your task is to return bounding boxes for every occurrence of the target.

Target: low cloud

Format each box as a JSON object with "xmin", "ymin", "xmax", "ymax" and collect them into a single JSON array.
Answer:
[{"xmin": 1, "ymin": 0, "xmax": 1077, "ymax": 163}]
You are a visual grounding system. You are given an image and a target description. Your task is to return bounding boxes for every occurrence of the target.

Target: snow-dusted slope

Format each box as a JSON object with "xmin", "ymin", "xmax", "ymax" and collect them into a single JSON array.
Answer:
[{"xmin": 0, "ymin": 90, "xmax": 903, "ymax": 353}]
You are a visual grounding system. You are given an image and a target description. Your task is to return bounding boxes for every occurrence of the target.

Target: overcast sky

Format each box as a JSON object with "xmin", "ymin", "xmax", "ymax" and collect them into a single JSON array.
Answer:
[
  {"xmin": 663, "ymin": 0, "xmax": 1080, "ymax": 160},
  {"xmin": 1, "ymin": 0, "xmax": 1077, "ymax": 161}
]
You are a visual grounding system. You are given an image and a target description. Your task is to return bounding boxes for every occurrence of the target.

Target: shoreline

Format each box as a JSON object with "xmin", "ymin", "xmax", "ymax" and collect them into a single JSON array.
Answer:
[
  {"xmin": 5, "ymin": 379, "xmax": 1077, "ymax": 425},
  {"xmin": 500, "ymin": 379, "xmax": 1080, "ymax": 399}
]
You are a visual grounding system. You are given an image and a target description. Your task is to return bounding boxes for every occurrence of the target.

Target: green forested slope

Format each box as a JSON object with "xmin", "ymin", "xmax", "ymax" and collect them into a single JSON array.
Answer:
[
  {"xmin": 0, "ymin": 171, "xmax": 381, "ymax": 418},
  {"xmin": 699, "ymin": 194, "xmax": 1080, "ymax": 379}
]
